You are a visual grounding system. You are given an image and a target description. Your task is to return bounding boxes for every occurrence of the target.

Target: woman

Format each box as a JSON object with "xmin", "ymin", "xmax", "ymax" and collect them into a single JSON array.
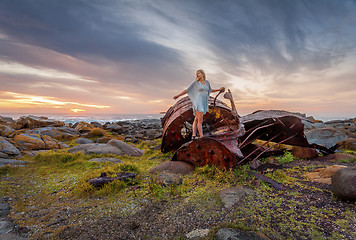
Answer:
[{"xmin": 173, "ymin": 69, "xmax": 224, "ymax": 139}]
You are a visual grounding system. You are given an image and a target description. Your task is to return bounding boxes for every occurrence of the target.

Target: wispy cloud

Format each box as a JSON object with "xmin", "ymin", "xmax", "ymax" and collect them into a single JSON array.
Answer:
[
  {"xmin": 0, "ymin": 92, "xmax": 110, "ymax": 109},
  {"xmin": 0, "ymin": 61, "xmax": 97, "ymax": 83},
  {"xmin": 0, "ymin": 0, "xmax": 355, "ymax": 118}
]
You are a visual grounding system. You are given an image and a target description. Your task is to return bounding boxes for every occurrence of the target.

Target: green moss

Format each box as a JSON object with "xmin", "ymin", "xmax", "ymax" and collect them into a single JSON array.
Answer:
[
  {"xmin": 337, "ymin": 157, "xmax": 356, "ymax": 163},
  {"xmin": 275, "ymin": 151, "xmax": 295, "ymax": 164},
  {"xmin": 0, "ymin": 165, "xmax": 16, "ymax": 176},
  {"xmin": 1, "ymin": 143, "xmax": 355, "ymax": 239}
]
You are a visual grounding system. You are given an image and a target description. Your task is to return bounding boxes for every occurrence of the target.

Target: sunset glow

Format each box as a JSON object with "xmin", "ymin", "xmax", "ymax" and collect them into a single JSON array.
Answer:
[
  {"xmin": 0, "ymin": 92, "xmax": 110, "ymax": 110},
  {"xmin": 71, "ymin": 108, "xmax": 85, "ymax": 113},
  {"xmin": 0, "ymin": 1, "xmax": 355, "ymax": 120}
]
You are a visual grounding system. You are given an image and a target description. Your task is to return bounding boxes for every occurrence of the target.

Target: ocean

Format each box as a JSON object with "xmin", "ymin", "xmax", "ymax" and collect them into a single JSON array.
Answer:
[
  {"xmin": 0, "ymin": 113, "xmax": 166, "ymax": 124},
  {"xmin": 0, "ymin": 112, "xmax": 353, "ymax": 124}
]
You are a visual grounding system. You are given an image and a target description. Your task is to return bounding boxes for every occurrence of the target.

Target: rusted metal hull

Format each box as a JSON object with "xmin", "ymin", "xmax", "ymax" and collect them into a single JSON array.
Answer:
[
  {"xmin": 172, "ymin": 137, "xmax": 238, "ymax": 169},
  {"xmin": 161, "ymin": 97, "xmax": 333, "ymax": 170},
  {"xmin": 240, "ymin": 116, "xmax": 309, "ymax": 147},
  {"xmin": 161, "ymin": 96, "xmax": 242, "ymax": 154}
]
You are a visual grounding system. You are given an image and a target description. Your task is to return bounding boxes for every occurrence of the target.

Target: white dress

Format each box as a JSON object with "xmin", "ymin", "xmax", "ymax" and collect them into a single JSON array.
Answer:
[{"xmin": 186, "ymin": 80, "xmax": 212, "ymax": 115}]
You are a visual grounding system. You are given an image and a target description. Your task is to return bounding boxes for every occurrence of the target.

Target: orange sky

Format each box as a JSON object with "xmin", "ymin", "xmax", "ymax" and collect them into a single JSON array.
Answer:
[{"xmin": 0, "ymin": 1, "xmax": 355, "ymax": 121}]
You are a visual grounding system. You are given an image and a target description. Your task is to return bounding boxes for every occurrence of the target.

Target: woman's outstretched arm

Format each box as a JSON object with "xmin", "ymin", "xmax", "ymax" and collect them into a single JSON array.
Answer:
[
  {"xmin": 173, "ymin": 90, "xmax": 187, "ymax": 100},
  {"xmin": 211, "ymin": 87, "xmax": 225, "ymax": 93}
]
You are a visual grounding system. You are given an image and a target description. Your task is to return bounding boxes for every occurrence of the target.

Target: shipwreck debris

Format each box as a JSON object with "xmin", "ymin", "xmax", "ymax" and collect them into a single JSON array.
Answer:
[
  {"xmin": 88, "ymin": 172, "xmax": 137, "ymax": 187},
  {"xmin": 248, "ymin": 171, "xmax": 288, "ymax": 191},
  {"xmin": 161, "ymin": 93, "xmax": 335, "ymax": 170}
]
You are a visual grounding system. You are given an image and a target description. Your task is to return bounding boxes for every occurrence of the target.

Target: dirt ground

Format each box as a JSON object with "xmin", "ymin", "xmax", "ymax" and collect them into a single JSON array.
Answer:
[
  {"xmin": 58, "ymin": 157, "xmax": 355, "ymax": 239},
  {"xmin": 2, "ymin": 155, "xmax": 356, "ymax": 240}
]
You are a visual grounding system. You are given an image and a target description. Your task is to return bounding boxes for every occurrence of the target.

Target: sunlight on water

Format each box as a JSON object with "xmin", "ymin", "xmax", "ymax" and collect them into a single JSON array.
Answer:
[{"xmin": 0, "ymin": 113, "xmax": 165, "ymax": 124}]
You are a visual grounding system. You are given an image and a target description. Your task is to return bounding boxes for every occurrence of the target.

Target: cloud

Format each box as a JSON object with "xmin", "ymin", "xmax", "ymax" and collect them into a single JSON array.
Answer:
[
  {"xmin": 0, "ymin": 91, "xmax": 110, "ymax": 109},
  {"xmin": 0, "ymin": 0, "xmax": 355, "ymax": 118},
  {"xmin": 0, "ymin": 61, "xmax": 96, "ymax": 83}
]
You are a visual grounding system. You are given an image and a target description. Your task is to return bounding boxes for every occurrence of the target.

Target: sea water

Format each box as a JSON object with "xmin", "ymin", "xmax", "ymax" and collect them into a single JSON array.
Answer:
[
  {"xmin": 0, "ymin": 113, "xmax": 165, "ymax": 124},
  {"xmin": 0, "ymin": 112, "xmax": 353, "ymax": 124}
]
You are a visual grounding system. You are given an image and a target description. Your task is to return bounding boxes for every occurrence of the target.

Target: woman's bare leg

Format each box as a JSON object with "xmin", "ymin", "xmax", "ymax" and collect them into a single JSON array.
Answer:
[
  {"xmin": 196, "ymin": 111, "xmax": 204, "ymax": 137},
  {"xmin": 192, "ymin": 115, "xmax": 198, "ymax": 138}
]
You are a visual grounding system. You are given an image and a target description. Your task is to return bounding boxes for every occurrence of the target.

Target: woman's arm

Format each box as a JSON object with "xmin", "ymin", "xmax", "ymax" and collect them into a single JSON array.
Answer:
[
  {"xmin": 211, "ymin": 87, "xmax": 225, "ymax": 93},
  {"xmin": 173, "ymin": 89, "xmax": 187, "ymax": 100}
]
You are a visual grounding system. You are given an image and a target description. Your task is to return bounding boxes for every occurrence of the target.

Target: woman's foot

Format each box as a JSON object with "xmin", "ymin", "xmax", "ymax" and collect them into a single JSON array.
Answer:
[{"xmin": 192, "ymin": 136, "xmax": 198, "ymax": 140}]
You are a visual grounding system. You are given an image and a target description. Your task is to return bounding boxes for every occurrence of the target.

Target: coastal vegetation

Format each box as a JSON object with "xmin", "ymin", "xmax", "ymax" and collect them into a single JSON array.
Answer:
[{"xmin": 1, "ymin": 137, "xmax": 355, "ymax": 239}]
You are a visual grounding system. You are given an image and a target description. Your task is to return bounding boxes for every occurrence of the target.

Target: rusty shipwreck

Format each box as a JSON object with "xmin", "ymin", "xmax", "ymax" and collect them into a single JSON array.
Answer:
[{"xmin": 161, "ymin": 90, "xmax": 332, "ymax": 170}]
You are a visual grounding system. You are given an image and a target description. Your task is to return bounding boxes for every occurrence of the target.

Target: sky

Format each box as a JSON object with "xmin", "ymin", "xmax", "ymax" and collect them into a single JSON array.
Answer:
[{"xmin": 0, "ymin": 0, "xmax": 355, "ymax": 120}]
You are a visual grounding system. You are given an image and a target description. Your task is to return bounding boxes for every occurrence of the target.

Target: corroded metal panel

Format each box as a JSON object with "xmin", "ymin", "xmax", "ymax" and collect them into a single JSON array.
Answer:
[
  {"xmin": 172, "ymin": 137, "xmax": 238, "ymax": 170},
  {"xmin": 161, "ymin": 96, "xmax": 238, "ymax": 153}
]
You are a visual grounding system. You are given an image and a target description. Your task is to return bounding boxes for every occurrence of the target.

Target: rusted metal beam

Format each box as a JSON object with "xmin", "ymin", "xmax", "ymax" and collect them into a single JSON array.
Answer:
[
  {"xmin": 238, "ymin": 133, "xmax": 282, "ymax": 165},
  {"xmin": 241, "ymin": 116, "xmax": 309, "ymax": 147}
]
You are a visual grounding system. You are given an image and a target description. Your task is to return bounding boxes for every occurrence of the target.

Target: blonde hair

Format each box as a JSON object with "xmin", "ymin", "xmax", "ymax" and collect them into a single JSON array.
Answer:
[{"xmin": 196, "ymin": 69, "xmax": 206, "ymax": 81}]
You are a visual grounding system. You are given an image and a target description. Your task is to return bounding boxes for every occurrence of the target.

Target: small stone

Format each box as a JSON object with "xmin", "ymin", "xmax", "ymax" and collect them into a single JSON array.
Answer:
[
  {"xmin": 219, "ymin": 187, "xmax": 255, "ymax": 209},
  {"xmin": 186, "ymin": 229, "xmax": 210, "ymax": 239},
  {"xmin": 156, "ymin": 171, "xmax": 182, "ymax": 186}
]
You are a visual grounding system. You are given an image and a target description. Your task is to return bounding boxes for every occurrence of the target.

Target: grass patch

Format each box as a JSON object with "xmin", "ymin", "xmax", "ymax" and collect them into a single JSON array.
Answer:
[
  {"xmin": 337, "ymin": 157, "xmax": 356, "ymax": 163},
  {"xmin": 1, "ymin": 141, "xmax": 355, "ymax": 240},
  {"xmin": 275, "ymin": 151, "xmax": 295, "ymax": 164},
  {"xmin": 0, "ymin": 165, "xmax": 18, "ymax": 176}
]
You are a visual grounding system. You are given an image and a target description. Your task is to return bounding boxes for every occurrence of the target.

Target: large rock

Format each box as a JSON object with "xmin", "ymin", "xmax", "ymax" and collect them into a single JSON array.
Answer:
[
  {"xmin": 219, "ymin": 187, "xmax": 255, "ymax": 209},
  {"xmin": 27, "ymin": 127, "xmax": 80, "ymax": 140},
  {"xmin": 13, "ymin": 134, "xmax": 64, "ymax": 151},
  {"xmin": 74, "ymin": 122, "xmax": 96, "ymax": 133},
  {"xmin": 95, "ymin": 136, "xmax": 115, "ymax": 143},
  {"xmin": 107, "ymin": 139, "xmax": 144, "ymax": 156},
  {"xmin": 325, "ymin": 118, "xmax": 356, "ymax": 132},
  {"xmin": 27, "ymin": 127, "xmax": 62, "ymax": 139},
  {"xmin": 304, "ymin": 127, "xmax": 351, "ymax": 148},
  {"xmin": 87, "ymin": 128, "xmax": 107, "ymax": 137},
  {"xmin": 75, "ymin": 138, "xmax": 93, "ymax": 144},
  {"xmin": 90, "ymin": 122, "xmax": 103, "ymax": 128},
  {"xmin": 145, "ymin": 129, "xmax": 161, "ymax": 139},
  {"xmin": 215, "ymin": 228, "xmax": 269, "ymax": 240},
  {"xmin": 313, "ymin": 152, "xmax": 356, "ymax": 162},
  {"xmin": 16, "ymin": 115, "xmax": 65, "ymax": 129},
  {"xmin": 67, "ymin": 143, "xmax": 123, "ymax": 155},
  {"xmin": 0, "ymin": 125, "xmax": 15, "ymax": 138},
  {"xmin": 149, "ymin": 161, "xmax": 194, "ymax": 175},
  {"xmin": 0, "ymin": 137, "xmax": 21, "ymax": 158},
  {"xmin": 291, "ymin": 146, "xmax": 318, "ymax": 159},
  {"xmin": 105, "ymin": 124, "xmax": 124, "ymax": 133},
  {"xmin": 14, "ymin": 134, "xmax": 45, "ymax": 150},
  {"xmin": 305, "ymin": 165, "xmax": 347, "ymax": 184},
  {"xmin": 56, "ymin": 127, "xmax": 80, "ymax": 140},
  {"xmin": 0, "ymin": 116, "xmax": 15, "ymax": 125},
  {"xmin": 332, "ymin": 166, "xmax": 356, "ymax": 200},
  {"xmin": 336, "ymin": 138, "xmax": 356, "ymax": 151},
  {"xmin": 0, "ymin": 158, "xmax": 26, "ymax": 167},
  {"xmin": 302, "ymin": 120, "xmax": 326, "ymax": 130}
]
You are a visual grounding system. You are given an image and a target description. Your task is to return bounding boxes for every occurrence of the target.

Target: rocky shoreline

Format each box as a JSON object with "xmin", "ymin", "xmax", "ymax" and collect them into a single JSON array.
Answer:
[
  {"xmin": 0, "ymin": 112, "xmax": 355, "ymax": 239},
  {"xmin": 1, "ymin": 112, "xmax": 355, "ymax": 161}
]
